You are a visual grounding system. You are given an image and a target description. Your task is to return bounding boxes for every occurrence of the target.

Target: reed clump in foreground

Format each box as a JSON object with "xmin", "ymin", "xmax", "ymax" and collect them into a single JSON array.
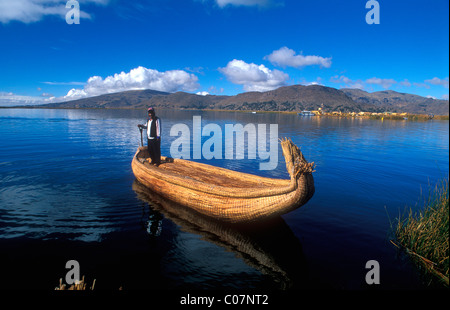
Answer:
[
  {"xmin": 393, "ymin": 178, "xmax": 449, "ymax": 287},
  {"xmin": 55, "ymin": 276, "xmax": 96, "ymax": 290}
]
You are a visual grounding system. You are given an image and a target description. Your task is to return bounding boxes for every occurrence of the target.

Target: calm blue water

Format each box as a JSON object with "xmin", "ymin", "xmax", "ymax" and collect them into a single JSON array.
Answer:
[{"xmin": 0, "ymin": 108, "xmax": 448, "ymax": 290}]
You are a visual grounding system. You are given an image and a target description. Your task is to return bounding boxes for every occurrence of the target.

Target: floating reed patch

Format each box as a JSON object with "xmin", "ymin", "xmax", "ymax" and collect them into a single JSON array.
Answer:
[{"xmin": 392, "ymin": 178, "xmax": 449, "ymax": 287}]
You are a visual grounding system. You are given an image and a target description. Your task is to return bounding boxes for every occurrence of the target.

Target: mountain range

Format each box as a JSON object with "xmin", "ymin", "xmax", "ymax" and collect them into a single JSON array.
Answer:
[{"xmin": 42, "ymin": 84, "xmax": 449, "ymax": 115}]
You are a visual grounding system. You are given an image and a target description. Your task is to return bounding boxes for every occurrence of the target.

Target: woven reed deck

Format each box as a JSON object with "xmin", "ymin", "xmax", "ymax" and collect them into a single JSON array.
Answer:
[{"xmin": 140, "ymin": 155, "xmax": 290, "ymax": 189}]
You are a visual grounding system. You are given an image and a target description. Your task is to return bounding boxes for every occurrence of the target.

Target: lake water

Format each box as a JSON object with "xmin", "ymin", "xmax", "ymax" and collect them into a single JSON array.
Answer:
[{"xmin": 0, "ymin": 108, "xmax": 448, "ymax": 290}]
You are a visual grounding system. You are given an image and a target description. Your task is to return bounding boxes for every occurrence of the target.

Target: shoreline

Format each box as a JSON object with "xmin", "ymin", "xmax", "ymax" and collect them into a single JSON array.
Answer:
[{"xmin": 1, "ymin": 105, "xmax": 448, "ymax": 120}]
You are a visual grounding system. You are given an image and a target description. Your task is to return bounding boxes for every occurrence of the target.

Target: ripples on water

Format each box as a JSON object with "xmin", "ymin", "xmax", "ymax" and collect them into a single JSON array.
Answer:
[
  {"xmin": 1, "ymin": 113, "xmax": 138, "ymax": 242},
  {"xmin": 0, "ymin": 108, "xmax": 448, "ymax": 290}
]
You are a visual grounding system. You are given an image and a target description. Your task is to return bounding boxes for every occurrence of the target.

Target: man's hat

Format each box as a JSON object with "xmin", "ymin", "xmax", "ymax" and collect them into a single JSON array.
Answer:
[{"xmin": 147, "ymin": 107, "xmax": 155, "ymax": 113}]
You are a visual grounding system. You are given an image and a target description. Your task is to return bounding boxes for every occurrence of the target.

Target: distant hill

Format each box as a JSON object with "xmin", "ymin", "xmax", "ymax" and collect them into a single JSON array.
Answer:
[
  {"xmin": 43, "ymin": 84, "xmax": 449, "ymax": 115},
  {"xmin": 342, "ymin": 89, "xmax": 449, "ymax": 115},
  {"xmin": 214, "ymin": 85, "xmax": 368, "ymax": 112},
  {"xmin": 45, "ymin": 89, "xmax": 170, "ymax": 109}
]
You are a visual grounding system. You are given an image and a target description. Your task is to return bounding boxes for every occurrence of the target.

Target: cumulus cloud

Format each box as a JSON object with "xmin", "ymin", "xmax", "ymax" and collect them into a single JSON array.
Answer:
[
  {"xmin": 330, "ymin": 75, "xmax": 365, "ymax": 90},
  {"xmin": 43, "ymin": 81, "xmax": 86, "ymax": 86},
  {"xmin": 0, "ymin": 0, "xmax": 108, "ymax": 24},
  {"xmin": 365, "ymin": 77, "xmax": 397, "ymax": 89},
  {"xmin": 331, "ymin": 75, "xmax": 450, "ymax": 99},
  {"xmin": 331, "ymin": 75, "xmax": 405, "ymax": 90},
  {"xmin": 0, "ymin": 91, "xmax": 44, "ymax": 107},
  {"xmin": 425, "ymin": 77, "xmax": 449, "ymax": 89},
  {"xmin": 399, "ymin": 79, "xmax": 412, "ymax": 87},
  {"xmin": 57, "ymin": 66, "xmax": 200, "ymax": 101},
  {"xmin": 266, "ymin": 47, "xmax": 332, "ymax": 69},
  {"xmin": 219, "ymin": 59, "xmax": 289, "ymax": 92},
  {"xmin": 214, "ymin": 0, "xmax": 272, "ymax": 8},
  {"xmin": 300, "ymin": 77, "xmax": 324, "ymax": 87}
]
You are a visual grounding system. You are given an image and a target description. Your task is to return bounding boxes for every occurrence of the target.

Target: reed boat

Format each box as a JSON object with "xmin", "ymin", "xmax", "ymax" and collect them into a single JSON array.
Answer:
[{"xmin": 131, "ymin": 138, "xmax": 315, "ymax": 223}]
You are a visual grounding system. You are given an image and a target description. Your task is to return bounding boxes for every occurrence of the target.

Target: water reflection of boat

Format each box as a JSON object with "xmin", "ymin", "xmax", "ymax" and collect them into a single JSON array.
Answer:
[
  {"xmin": 132, "ymin": 181, "xmax": 309, "ymax": 289},
  {"xmin": 131, "ymin": 138, "xmax": 315, "ymax": 223}
]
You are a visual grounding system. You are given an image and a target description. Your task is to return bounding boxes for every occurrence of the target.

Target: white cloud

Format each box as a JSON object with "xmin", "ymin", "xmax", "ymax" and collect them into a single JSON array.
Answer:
[
  {"xmin": 330, "ymin": 75, "xmax": 449, "ymax": 99},
  {"xmin": 57, "ymin": 66, "xmax": 200, "ymax": 101},
  {"xmin": 331, "ymin": 75, "xmax": 405, "ymax": 90},
  {"xmin": 214, "ymin": 0, "xmax": 271, "ymax": 8},
  {"xmin": 62, "ymin": 88, "xmax": 88, "ymax": 101},
  {"xmin": 219, "ymin": 59, "xmax": 289, "ymax": 92},
  {"xmin": 365, "ymin": 77, "xmax": 397, "ymax": 89},
  {"xmin": 413, "ymin": 82, "xmax": 430, "ymax": 89},
  {"xmin": 196, "ymin": 91, "xmax": 210, "ymax": 96},
  {"xmin": 298, "ymin": 77, "xmax": 324, "ymax": 86},
  {"xmin": 330, "ymin": 75, "xmax": 365, "ymax": 90},
  {"xmin": 43, "ymin": 81, "xmax": 86, "ymax": 86},
  {"xmin": 424, "ymin": 77, "xmax": 449, "ymax": 89},
  {"xmin": 399, "ymin": 79, "xmax": 412, "ymax": 87},
  {"xmin": 0, "ymin": 91, "xmax": 44, "ymax": 107},
  {"xmin": 0, "ymin": 0, "xmax": 108, "ymax": 24},
  {"xmin": 208, "ymin": 85, "xmax": 224, "ymax": 94},
  {"xmin": 266, "ymin": 47, "xmax": 332, "ymax": 69}
]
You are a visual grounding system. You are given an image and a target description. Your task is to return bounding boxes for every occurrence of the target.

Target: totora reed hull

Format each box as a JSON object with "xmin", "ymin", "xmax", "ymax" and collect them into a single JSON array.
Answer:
[{"xmin": 131, "ymin": 138, "xmax": 315, "ymax": 223}]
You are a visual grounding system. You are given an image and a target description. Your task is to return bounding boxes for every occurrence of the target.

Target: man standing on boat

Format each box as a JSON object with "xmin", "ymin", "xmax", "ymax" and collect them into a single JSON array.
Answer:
[{"xmin": 138, "ymin": 107, "xmax": 161, "ymax": 166}]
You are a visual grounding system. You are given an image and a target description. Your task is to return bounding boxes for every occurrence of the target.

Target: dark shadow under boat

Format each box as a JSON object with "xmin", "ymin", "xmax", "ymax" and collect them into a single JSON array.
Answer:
[{"xmin": 132, "ymin": 180, "xmax": 313, "ymax": 289}]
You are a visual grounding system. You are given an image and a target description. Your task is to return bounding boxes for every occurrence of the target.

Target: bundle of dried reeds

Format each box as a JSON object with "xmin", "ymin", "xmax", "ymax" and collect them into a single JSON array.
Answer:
[
  {"xmin": 55, "ymin": 276, "xmax": 96, "ymax": 290},
  {"xmin": 280, "ymin": 138, "xmax": 315, "ymax": 179}
]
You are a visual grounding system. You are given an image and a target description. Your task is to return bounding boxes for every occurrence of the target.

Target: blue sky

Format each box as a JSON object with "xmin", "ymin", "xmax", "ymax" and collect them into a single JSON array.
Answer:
[{"xmin": 0, "ymin": 0, "xmax": 448, "ymax": 106}]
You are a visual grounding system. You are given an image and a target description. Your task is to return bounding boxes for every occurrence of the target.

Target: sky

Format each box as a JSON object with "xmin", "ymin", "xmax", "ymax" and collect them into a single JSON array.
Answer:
[{"xmin": 0, "ymin": 0, "xmax": 448, "ymax": 106}]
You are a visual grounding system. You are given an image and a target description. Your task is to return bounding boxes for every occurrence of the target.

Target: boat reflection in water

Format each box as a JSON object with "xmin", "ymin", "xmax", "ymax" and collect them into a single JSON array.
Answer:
[{"xmin": 133, "ymin": 180, "xmax": 311, "ymax": 289}]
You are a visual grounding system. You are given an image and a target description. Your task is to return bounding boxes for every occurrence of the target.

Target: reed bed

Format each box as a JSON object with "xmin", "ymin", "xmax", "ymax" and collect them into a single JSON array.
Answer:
[
  {"xmin": 393, "ymin": 178, "xmax": 449, "ymax": 287},
  {"xmin": 55, "ymin": 276, "xmax": 96, "ymax": 290}
]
